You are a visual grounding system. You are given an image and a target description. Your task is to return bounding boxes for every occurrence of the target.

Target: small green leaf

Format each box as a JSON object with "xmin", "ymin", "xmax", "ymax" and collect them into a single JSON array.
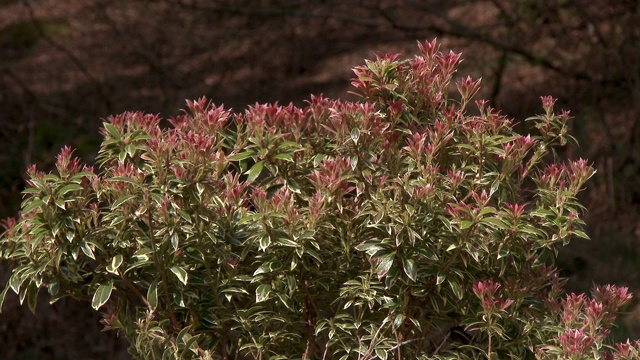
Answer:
[
  {"xmin": 481, "ymin": 217, "xmax": 509, "ymax": 230},
  {"xmin": 571, "ymin": 229, "xmax": 589, "ymax": 239},
  {"xmin": 273, "ymin": 152, "xmax": 294, "ymax": 162},
  {"xmin": 275, "ymin": 141, "xmax": 299, "ymax": 151},
  {"xmin": 275, "ymin": 292, "xmax": 294, "ymax": 311},
  {"xmin": 375, "ymin": 252, "xmax": 395, "ymax": 278},
  {"xmin": 393, "ymin": 313, "xmax": 406, "ymax": 330},
  {"xmin": 125, "ymin": 144, "xmax": 137, "ymax": 158},
  {"xmin": 449, "ymin": 278, "xmax": 464, "ymax": 300},
  {"xmin": 92, "ymin": 281, "xmax": 114, "ymax": 310},
  {"xmin": 107, "ymin": 254, "xmax": 123, "ymax": 274},
  {"xmin": 253, "ymin": 261, "xmax": 280, "ymax": 276},
  {"xmin": 108, "ymin": 176, "xmax": 137, "ymax": 185},
  {"xmin": 259, "ymin": 235, "xmax": 271, "ymax": 251},
  {"xmin": 56, "ymin": 183, "xmax": 83, "ymax": 196},
  {"xmin": 21, "ymin": 187, "xmax": 41, "ymax": 195},
  {"xmin": 149, "ymin": 191, "xmax": 165, "ymax": 205},
  {"xmin": 22, "ymin": 198, "xmax": 44, "ymax": 214},
  {"xmin": 230, "ymin": 151, "xmax": 256, "ymax": 161},
  {"xmin": 27, "ymin": 281, "xmax": 38, "ymax": 314},
  {"xmin": 350, "ymin": 127, "xmax": 360, "ymax": 144},
  {"xmin": 70, "ymin": 171, "xmax": 96, "ymax": 182},
  {"xmin": 376, "ymin": 347, "xmax": 388, "ymax": 360},
  {"xmin": 54, "ymin": 198, "xmax": 66, "ymax": 210},
  {"xmin": 401, "ymin": 257, "xmax": 417, "ymax": 281},
  {"xmin": 255, "ymin": 284, "xmax": 271, "ymax": 303},
  {"xmin": 246, "ymin": 160, "xmax": 265, "ymax": 184},
  {"xmin": 171, "ymin": 232, "xmax": 179, "ymax": 251},
  {"xmin": 177, "ymin": 209, "xmax": 191, "ymax": 222},
  {"xmin": 9, "ymin": 272, "xmax": 24, "ymax": 294},
  {"xmin": 350, "ymin": 155, "xmax": 358, "ymax": 170},
  {"xmin": 81, "ymin": 242, "xmax": 95, "ymax": 260},
  {"xmin": 147, "ymin": 279, "xmax": 159, "ymax": 310},
  {"xmin": 103, "ymin": 122, "xmax": 121, "ymax": 140},
  {"xmin": 170, "ymin": 266, "xmax": 188, "ymax": 285},
  {"xmin": 196, "ymin": 182, "xmax": 205, "ymax": 196},
  {"xmin": 313, "ymin": 154, "xmax": 325, "ymax": 167},
  {"xmin": 275, "ymin": 237, "xmax": 298, "ymax": 247},
  {"xmin": 111, "ymin": 194, "xmax": 137, "ymax": 209}
]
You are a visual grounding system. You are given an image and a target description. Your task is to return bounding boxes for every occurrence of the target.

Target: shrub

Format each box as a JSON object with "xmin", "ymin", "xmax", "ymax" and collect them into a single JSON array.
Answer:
[{"xmin": 1, "ymin": 39, "xmax": 637, "ymax": 359}]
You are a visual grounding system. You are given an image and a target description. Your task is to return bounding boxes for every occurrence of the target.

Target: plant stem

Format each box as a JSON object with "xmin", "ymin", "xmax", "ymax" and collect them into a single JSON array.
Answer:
[{"xmin": 302, "ymin": 278, "xmax": 316, "ymax": 359}]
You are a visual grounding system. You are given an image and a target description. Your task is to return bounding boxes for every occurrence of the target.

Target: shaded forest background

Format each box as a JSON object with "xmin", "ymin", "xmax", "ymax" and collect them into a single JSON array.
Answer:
[{"xmin": 0, "ymin": 0, "xmax": 638, "ymax": 358}]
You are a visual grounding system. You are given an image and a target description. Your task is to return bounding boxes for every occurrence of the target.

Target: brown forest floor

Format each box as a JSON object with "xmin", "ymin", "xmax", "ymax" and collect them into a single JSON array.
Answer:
[{"xmin": 1, "ymin": 1, "xmax": 639, "ymax": 358}]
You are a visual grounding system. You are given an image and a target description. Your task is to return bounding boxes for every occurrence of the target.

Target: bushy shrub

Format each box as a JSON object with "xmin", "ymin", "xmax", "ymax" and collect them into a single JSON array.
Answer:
[{"xmin": 1, "ymin": 39, "xmax": 637, "ymax": 359}]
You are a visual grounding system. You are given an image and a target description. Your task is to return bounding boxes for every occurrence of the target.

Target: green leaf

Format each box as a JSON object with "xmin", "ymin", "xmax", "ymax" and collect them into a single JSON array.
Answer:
[
  {"xmin": 393, "ymin": 313, "xmax": 406, "ymax": 331},
  {"xmin": 313, "ymin": 154, "xmax": 325, "ymax": 168},
  {"xmin": 170, "ymin": 266, "xmax": 188, "ymax": 285},
  {"xmin": 149, "ymin": 191, "xmax": 165, "ymax": 205},
  {"xmin": 92, "ymin": 281, "xmax": 114, "ymax": 310},
  {"xmin": 448, "ymin": 278, "xmax": 463, "ymax": 300},
  {"xmin": 56, "ymin": 183, "xmax": 83, "ymax": 196},
  {"xmin": 259, "ymin": 234, "xmax": 271, "ymax": 251},
  {"xmin": 350, "ymin": 155, "xmax": 358, "ymax": 170},
  {"xmin": 108, "ymin": 176, "xmax": 138, "ymax": 185},
  {"xmin": 275, "ymin": 237, "xmax": 298, "ymax": 247},
  {"xmin": 27, "ymin": 281, "xmax": 38, "ymax": 314},
  {"xmin": 70, "ymin": 171, "xmax": 96, "ymax": 182},
  {"xmin": 147, "ymin": 279, "xmax": 159, "ymax": 310},
  {"xmin": 275, "ymin": 292, "xmax": 294, "ymax": 311},
  {"xmin": 22, "ymin": 198, "xmax": 44, "ymax": 214},
  {"xmin": 375, "ymin": 252, "xmax": 395, "ymax": 278},
  {"xmin": 54, "ymin": 198, "xmax": 66, "ymax": 210},
  {"xmin": 177, "ymin": 209, "xmax": 191, "ymax": 222},
  {"xmin": 196, "ymin": 182, "xmax": 205, "ymax": 196},
  {"xmin": 273, "ymin": 152, "xmax": 294, "ymax": 162},
  {"xmin": 81, "ymin": 242, "xmax": 95, "ymax": 260},
  {"xmin": 9, "ymin": 272, "xmax": 24, "ymax": 294},
  {"xmin": 21, "ymin": 187, "xmax": 41, "ymax": 195},
  {"xmin": 355, "ymin": 242, "xmax": 383, "ymax": 256},
  {"xmin": 171, "ymin": 232, "xmax": 179, "ymax": 251},
  {"xmin": 571, "ymin": 229, "xmax": 589, "ymax": 239},
  {"xmin": 230, "ymin": 151, "xmax": 256, "ymax": 161},
  {"xmin": 275, "ymin": 141, "xmax": 299, "ymax": 151},
  {"xmin": 246, "ymin": 160, "xmax": 265, "ymax": 184},
  {"xmin": 253, "ymin": 261, "xmax": 279, "ymax": 276},
  {"xmin": 103, "ymin": 122, "xmax": 121, "ymax": 140},
  {"xmin": 255, "ymin": 284, "xmax": 271, "ymax": 303},
  {"xmin": 106, "ymin": 254, "xmax": 123, "ymax": 274},
  {"xmin": 481, "ymin": 217, "xmax": 509, "ymax": 230},
  {"xmin": 350, "ymin": 127, "xmax": 360, "ymax": 144},
  {"xmin": 111, "ymin": 194, "xmax": 137, "ymax": 209},
  {"xmin": 401, "ymin": 257, "xmax": 417, "ymax": 281},
  {"xmin": 125, "ymin": 144, "xmax": 136, "ymax": 158}
]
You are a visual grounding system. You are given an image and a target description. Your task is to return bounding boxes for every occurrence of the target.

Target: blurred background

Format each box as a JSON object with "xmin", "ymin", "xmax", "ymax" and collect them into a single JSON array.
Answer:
[{"xmin": 1, "ymin": 0, "xmax": 638, "ymax": 358}]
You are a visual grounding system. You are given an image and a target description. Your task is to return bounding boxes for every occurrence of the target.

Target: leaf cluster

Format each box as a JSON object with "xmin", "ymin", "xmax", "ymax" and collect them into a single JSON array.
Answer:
[{"xmin": 1, "ymin": 40, "xmax": 635, "ymax": 359}]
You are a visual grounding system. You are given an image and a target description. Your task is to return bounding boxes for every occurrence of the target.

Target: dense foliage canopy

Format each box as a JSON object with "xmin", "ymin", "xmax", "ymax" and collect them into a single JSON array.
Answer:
[{"xmin": 2, "ymin": 40, "xmax": 637, "ymax": 359}]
